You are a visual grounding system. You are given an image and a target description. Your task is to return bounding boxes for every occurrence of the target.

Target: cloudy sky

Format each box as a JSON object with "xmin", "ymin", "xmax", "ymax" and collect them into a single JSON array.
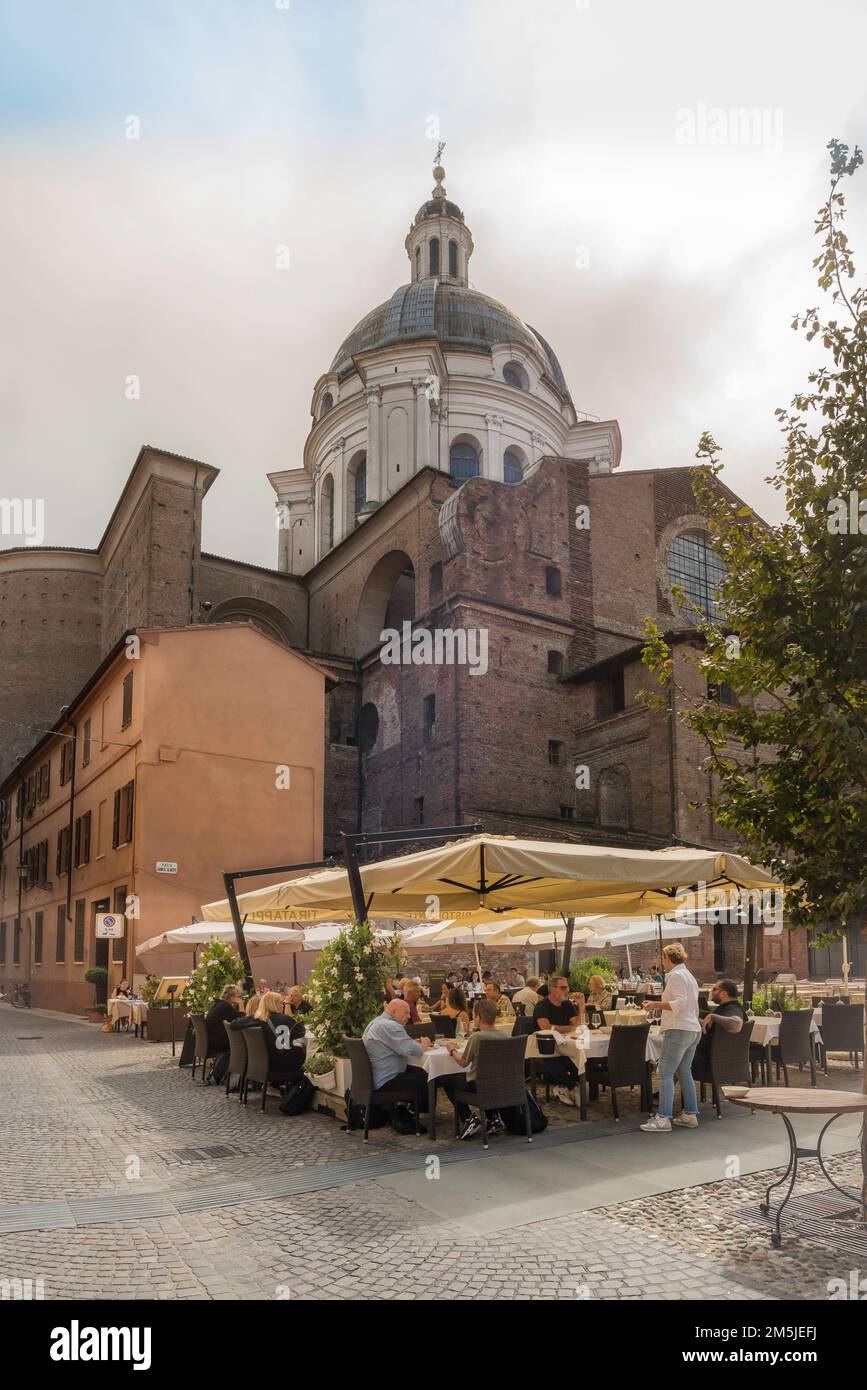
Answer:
[{"xmin": 1, "ymin": 0, "xmax": 865, "ymax": 564}]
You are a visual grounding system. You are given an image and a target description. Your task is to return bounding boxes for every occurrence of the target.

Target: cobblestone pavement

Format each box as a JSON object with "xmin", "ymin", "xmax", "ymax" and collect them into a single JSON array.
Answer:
[{"xmin": 1, "ymin": 1006, "xmax": 862, "ymax": 1301}]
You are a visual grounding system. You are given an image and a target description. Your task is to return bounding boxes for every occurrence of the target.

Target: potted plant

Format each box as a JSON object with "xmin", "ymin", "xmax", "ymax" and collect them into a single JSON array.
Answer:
[
  {"xmin": 303, "ymin": 1051, "xmax": 337, "ymax": 1093},
  {"xmin": 305, "ymin": 918, "xmax": 390, "ymax": 1094},
  {"xmin": 84, "ymin": 966, "xmax": 108, "ymax": 1021},
  {"xmin": 181, "ymin": 938, "xmax": 244, "ymax": 1015}
]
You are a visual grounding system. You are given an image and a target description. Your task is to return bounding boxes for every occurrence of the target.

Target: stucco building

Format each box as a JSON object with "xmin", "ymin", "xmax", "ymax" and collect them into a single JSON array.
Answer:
[
  {"xmin": 2, "ymin": 161, "xmax": 843, "ymax": 984},
  {"xmin": 0, "ymin": 624, "xmax": 327, "ymax": 1012}
]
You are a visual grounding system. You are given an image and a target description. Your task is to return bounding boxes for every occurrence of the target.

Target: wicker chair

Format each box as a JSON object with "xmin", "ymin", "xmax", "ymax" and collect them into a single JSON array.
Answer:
[
  {"xmin": 223, "ymin": 1019, "xmax": 248, "ymax": 1100},
  {"xmin": 406, "ymin": 1022, "xmax": 437, "ymax": 1043},
  {"xmin": 189, "ymin": 1013, "xmax": 219, "ymax": 1085},
  {"xmin": 770, "ymin": 1009, "xmax": 817, "ymax": 1087},
  {"xmin": 449, "ymin": 1035, "xmax": 532, "ymax": 1150},
  {"xmin": 343, "ymin": 1036, "xmax": 422, "ymax": 1142},
  {"xmin": 433, "ymin": 1014, "xmax": 458, "ymax": 1039},
  {"xmin": 691, "ymin": 1019, "xmax": 755, "ymax": 1117},
  {"xmin": 818, "ymin": 1003, "xmax": 864, "ymax": 1074},
  {"xmin": 240, "ymin": 1024, "xmax": 305, "ymax": 1111},
  {"xmin": 586, "ymin": 1023, "xmax": 651, "ymax": 1120}
]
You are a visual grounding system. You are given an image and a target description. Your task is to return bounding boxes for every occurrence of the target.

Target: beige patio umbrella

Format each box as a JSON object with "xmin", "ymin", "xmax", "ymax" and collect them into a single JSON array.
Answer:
[
  {"xmin": 201, "ymin": 834, "xmax": 780, "ymax": 925},
  {"xmin": 137, "ymin": 923, "xmax": 305, "ymax": 956}
]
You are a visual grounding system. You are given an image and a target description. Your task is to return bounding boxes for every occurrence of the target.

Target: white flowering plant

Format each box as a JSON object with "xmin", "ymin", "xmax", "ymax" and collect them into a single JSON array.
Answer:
[
  {"xmin": 181, "ymin": 937, "xmax": 245, "ymax": 1015},
  {"xmin": 304, "ymin": 918, "xmax": 390, "ymax": 1057}
]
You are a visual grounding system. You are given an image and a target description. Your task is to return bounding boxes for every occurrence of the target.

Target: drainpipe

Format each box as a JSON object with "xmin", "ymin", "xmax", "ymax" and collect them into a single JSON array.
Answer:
[
  {"xmin": 16, "ymin": 778, "xmax": 24, "ymax": 972},
  {"xmin": 354, "ymin": 659, "xmax": 363, "ymax": 833},
  {"xmin": 188, "ymin": 465, "xmax": 200, "ymax": 624},
  {"xmin": 666, "ymin": 683, "xmax": 678, "ymax": 841}
]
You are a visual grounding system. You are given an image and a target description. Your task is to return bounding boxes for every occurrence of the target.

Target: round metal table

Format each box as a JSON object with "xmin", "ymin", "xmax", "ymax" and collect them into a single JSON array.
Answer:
[{"xmin": 728, "ymin": 1087, "xmax": 867, "ymax": 1247}]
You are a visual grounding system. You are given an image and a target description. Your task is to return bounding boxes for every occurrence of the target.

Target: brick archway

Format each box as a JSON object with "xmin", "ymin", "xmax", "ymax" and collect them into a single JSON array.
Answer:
[{"xmin": 357, "ymin": 549, "xmax": 416, "ymax": 655}]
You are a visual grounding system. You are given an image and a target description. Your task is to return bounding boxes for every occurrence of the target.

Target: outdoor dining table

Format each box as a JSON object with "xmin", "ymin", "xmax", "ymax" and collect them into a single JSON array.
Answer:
[
  {"xmin": 727, "ymin": 1087, "xmax": 867, "ymax": 1247},
  {"xmin": 420, "ymin": 1044, "xmax": 470, "ymax": 1139},
  {"xmin": 107, "ymin": 998, "xmax": 148, "ymax": 1034}
]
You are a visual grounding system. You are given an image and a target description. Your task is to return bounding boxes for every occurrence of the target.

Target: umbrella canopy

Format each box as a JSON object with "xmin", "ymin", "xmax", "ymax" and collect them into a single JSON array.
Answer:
[
  {"xmin": 136, "ymin": 923, "xmax": 304, "ymax": 958},
  {"xmin": 479, "ymin": 916, "xmax": 603, "ymax": 947},
  {"xmin": 300, "ymin": 922, "xmax": 395, "ymax": 950},
  {"xmin": 200, "ymin": 834, "xmax": 780, "ymax": 924},
  {"xmin": 580, "ymin": 919, "xmax": 702, "ymax": 950}
]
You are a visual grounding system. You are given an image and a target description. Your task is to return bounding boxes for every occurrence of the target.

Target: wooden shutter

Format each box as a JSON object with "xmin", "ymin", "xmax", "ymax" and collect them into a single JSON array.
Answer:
[
  {"xmin": 82, "ymin": 812, "xmax": 91, "ymax": 864},
  {"xmin": 74, "ymin": 817, "xmax": 81, "ymax": 867},
  {"xmin": 123, "ymin": 781, "xmax": 135, "ymax": 845},
  {"xmin": 122, "ymin": 672, "xmax": 134, "ymax": 728},
  {"xmin": 55, "ymin": 906, "xmax": 66, "ymax": 962},
  {"xmin": 112, "ymin": 790, "xmax": 121, "ymax": 848}
]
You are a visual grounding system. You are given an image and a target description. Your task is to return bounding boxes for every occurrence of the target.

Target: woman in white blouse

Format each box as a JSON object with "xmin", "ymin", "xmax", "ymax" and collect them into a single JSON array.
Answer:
[{"xmin": 640, "ymin": 942, "xmax": 702, "ymax": 1133}]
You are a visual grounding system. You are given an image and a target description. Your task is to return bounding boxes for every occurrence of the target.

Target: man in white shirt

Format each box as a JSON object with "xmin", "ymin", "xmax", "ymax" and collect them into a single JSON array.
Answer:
[
  {"xmin": 512, "ymin": 975, "xmax": 541, "ymax": 1015},
  {"xmin": 640, "ymin": 942, "xmax": 702, "ymax": 1133},
  {"xmin": 362, "ymin": 999, "xmax": 432, "ymax": 1105}
]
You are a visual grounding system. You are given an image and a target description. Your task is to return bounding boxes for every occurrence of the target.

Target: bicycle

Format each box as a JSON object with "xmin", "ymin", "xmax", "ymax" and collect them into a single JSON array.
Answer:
[{"xmin": 10, "ymin": 982, "xmax": 32, "ymax": 1009}]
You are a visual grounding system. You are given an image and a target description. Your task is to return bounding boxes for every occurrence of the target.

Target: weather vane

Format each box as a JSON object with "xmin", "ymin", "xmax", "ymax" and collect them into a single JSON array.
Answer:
[{"xmin": 434, "ymin": 140, "xmax": 446, "ymax": 167}]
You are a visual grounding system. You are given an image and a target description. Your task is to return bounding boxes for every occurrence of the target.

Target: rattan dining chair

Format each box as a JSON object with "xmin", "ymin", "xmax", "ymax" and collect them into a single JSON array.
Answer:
[
  {"xmin": 771, "ymin": 1009, "xmax": 817, "ymax": 1087},
  {"xmin": 223, "ymin": 1019, "xmax": 249, "ymax": 1100},
  {"xmin": 343, "ymin": 1036, "xmax": 422, "ymax": 1142},
  {"xmin": 449, "ymin": 1034, "xmax": 532, "ymax": 1150},
  {"xmin": 189, "ymin": 1013, "xmax": 218, "ymax": 1085},
  {"xmin": 691, "ymin": 1019, "xmax": 754, "ymax": 1117},
  {"xmin": 817, "ymin": 1003, "xmax": 863, "ymax": 1074},
  {"xmin": 586, "ymin": 1022, "xmax": 652, "ymax": 1120}
]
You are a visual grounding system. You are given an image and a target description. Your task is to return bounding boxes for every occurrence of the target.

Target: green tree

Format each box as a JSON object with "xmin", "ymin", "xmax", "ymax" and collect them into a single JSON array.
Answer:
[{"xmin": 642, "ymin": 138, "xmax": 867, "ymax": 1203}]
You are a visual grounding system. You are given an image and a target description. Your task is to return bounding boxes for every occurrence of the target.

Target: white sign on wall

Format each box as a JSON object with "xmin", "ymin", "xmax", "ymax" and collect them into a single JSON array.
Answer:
[
  {"xmin": 155, "ymin": 861, "xmax": 178, "ymax": 875},
  {"xmin": 95, "ymin": 913, "xmax": 124, "ymax": 939}
]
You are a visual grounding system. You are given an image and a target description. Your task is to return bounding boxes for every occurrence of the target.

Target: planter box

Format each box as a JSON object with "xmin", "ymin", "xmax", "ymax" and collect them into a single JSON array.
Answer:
[
  {"xmin": 146, "ymin": 1005, "xmax": 189, "ymax": 1043},
  {"xmin": 308, "ymin": 1069, "xmax": 336, "ymax": 1092}
]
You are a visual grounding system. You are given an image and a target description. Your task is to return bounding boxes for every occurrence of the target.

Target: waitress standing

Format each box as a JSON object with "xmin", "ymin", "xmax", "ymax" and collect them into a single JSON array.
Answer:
[{"xmin": 640, "ymin": 942, "xmax": 701, "ymax": 1132}]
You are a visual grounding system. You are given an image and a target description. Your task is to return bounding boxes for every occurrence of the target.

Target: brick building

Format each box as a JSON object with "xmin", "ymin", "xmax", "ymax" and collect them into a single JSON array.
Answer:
[{"xmin": 1, "ymin": 162, "xmax": 836, "ymax": 984}]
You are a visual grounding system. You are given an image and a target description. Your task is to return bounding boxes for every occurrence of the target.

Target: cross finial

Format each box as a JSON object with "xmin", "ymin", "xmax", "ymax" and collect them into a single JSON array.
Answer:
[{"xmin": 434, "ymin": 140, "xmax": 446, "ymax": 168}]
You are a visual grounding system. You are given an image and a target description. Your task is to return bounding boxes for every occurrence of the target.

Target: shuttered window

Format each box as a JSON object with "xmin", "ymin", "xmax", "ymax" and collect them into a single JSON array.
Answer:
[
  {"xmin": 34, "ymin": 911, "xmax": 43, "ymax": 964},
  {"xmin": 55, "ymin": 906, "xmax": 66, "ymax": 963},
  {"xmin": 122, "ymin": 672, "xmax": 134, "ymax": 729}
]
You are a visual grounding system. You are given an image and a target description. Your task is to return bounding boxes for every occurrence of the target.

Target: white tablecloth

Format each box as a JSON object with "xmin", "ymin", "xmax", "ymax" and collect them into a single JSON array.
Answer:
[
  {"xmin": 749, "ymin": 1015, "xmax": 821, "ymax": 1047},
  {"xmin": 574, "ymin": 1026, "xmax": 664, "ymax": 1064},
  {"xmin": 107, "ymin": 998, "xmax": 147, "ymax": 1025},
  {"xmin": 421, "ymin": 1046, "xmax": 466, "ymax": 1083}
]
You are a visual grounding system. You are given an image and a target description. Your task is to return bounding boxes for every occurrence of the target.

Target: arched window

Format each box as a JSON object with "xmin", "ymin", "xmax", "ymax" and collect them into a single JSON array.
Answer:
[
  {"xmin": 354, "ymin": 455, "xmax": 367, "ymax": 521},
  {"xmin": 448, "ymin": 239, "xmax": 458, "ymax": 277},
  {"xmin": 320, "ymin": 476, "xmax": 334, "ymax": 553},
  {"xmin": 667, "ymin": 530, "xmax": 727, "ymax": 624},
  {"xmin": 503, "ymin": 362, "xmax": 529, "ymax": 390},
  {"xmin": 360, "ymin": 703, "xmax": 380, "ymax": 755},
  {"xmin": 320, "ymin": 392, "xmax": 333, "ymax": 419},
  {"xmin": 449, "ymin": 440, "xmax": 480, "ymax": 481},
  {"xmin": 429, "ymin": 238, "xmax": 440, "ymax": 276},
  {"xmin": 503, "ymin": 449, "xmax": 523, "ymax": 484},
  {"xmin": 415, "ymin": 246, "xmax": 421, "ymax": 279}
]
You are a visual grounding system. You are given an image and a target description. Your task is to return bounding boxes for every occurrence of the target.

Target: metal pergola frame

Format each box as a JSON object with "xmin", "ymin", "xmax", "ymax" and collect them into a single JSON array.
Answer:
[{"xmin": 221, "ymin": 826, "xmax": 764, "ymax": 1003}]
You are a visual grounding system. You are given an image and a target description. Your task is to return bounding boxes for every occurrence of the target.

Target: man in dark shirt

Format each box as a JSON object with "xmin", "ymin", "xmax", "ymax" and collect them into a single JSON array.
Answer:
[
  {"xmin": 205, "ymin": 985, "xmax": 244, "ymax": 1054},
  {"xmin": 532, "ymin": 975, "xmax": 584, "ymax": 1108},
  {"xmin": 692, "ymin": 979, "xmax": 746, "ymax": 1070}
]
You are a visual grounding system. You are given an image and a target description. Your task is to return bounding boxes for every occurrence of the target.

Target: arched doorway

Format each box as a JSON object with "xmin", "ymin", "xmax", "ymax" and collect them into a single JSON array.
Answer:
[{"xmin": 357, "ymin": 550, "xmax": 416, "ymax": 654}]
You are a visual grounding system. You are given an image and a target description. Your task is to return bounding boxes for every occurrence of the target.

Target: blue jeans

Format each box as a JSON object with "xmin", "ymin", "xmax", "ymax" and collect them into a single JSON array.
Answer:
[{"xmin": 658, "ymin": 1029, "xmax": 701, "ymax": 1118}]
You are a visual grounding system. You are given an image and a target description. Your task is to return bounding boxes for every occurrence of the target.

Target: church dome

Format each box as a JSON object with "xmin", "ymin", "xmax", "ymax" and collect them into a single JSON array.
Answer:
[{"xmin": 329, "ymin": 278, "xmax": 573, "ymax": 406}]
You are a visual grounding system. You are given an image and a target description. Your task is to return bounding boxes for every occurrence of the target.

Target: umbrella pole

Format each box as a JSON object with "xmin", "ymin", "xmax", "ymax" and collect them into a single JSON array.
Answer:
[
  {"xmin": 561, "ymin": 914, "xmax": 576, "ymax": 976},
  {"xmin": 224, "ymin": 872, "xmax": 255, "ymax": 995},
  {"xmin": 626, "ymin": 943, "xmax": 632, "ymax": 979},
  {"xmin": 472, "ymin": 928, "xmax": 482, "ymax": 978},
  {"xmin": 743, "ymin": 906, "xmax": 758, "ymax": 1009}
]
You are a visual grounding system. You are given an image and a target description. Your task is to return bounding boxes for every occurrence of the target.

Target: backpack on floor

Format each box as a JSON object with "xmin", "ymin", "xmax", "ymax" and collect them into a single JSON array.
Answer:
[
  {"xmin": 500, "ymin": 1090, "xmax": 548, "ymax": 1135},
  {"xmin": 342, "ymin": 1092, "xmax": 389, "ymax": 1131},
  {"xmin": 279, "ymin": 1077, "xmax": 314, "ymax": 1116}
]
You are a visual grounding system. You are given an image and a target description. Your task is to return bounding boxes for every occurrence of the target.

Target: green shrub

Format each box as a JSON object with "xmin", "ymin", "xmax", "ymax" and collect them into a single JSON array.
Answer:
[
  {"xmin": 750, "ymin": 984, "xmax": 800, "ymax": 1015},
  {"xmin": 569, "ymin": 955, "xmax": 616, "ymax": 995},
  {"xmin": 303, "ymin": 1051, "xmax": 337, "ymax": 1078}
]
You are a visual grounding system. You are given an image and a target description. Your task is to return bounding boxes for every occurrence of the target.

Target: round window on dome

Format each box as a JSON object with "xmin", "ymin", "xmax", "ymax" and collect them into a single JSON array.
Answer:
[{"xmin": 503, "ymin": 362, "xmax": 529, "ymax": 390}]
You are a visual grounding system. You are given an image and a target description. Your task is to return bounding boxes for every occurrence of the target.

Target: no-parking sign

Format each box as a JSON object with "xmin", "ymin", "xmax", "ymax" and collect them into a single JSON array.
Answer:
[{"xmin": 96, "ymin": 913, "xmax": 125, "ymax": 938}]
